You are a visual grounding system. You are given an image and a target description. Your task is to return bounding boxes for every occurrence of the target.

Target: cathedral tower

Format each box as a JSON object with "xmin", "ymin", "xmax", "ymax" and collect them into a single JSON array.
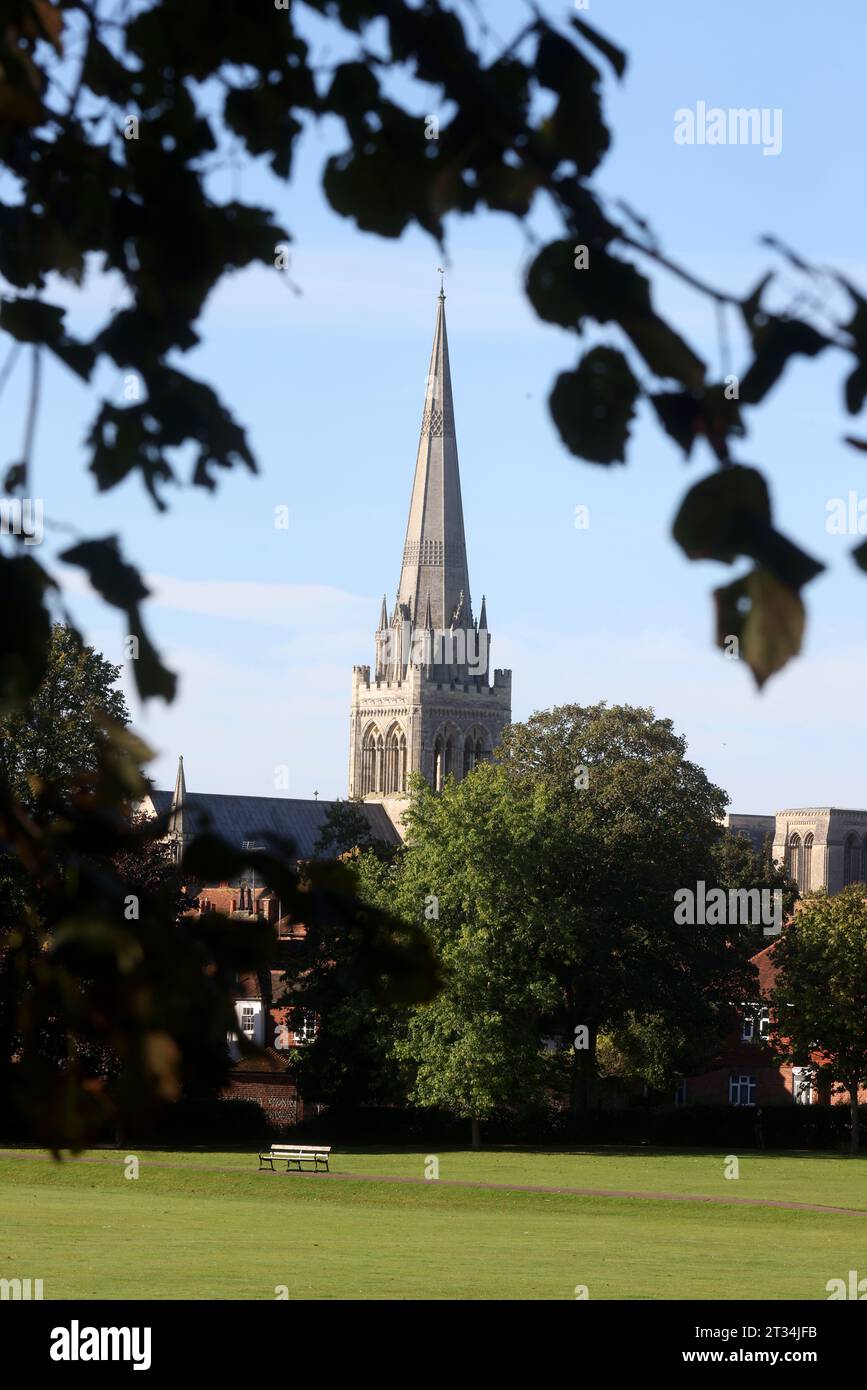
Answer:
[{"xmin": 349, "ymin": 286, "xmax": 512, "ymax": 811}]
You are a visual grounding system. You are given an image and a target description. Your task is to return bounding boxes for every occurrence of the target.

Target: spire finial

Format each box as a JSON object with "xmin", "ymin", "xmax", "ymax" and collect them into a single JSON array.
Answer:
[{"xmin": 437, "ymin": 265, "xmax": 445, "ymax": 300}]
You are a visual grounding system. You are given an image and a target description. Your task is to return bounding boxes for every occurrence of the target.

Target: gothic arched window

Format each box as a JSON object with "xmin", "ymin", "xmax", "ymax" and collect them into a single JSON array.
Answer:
[
  {"xmin": 433, "ymin": 737, "xmax": 443, "ymax": 792},
  {"xmin": 361, "ymin": 726, "xmax": 379, "ymax": 796},
  {"xmin": 398, "ymin": 733, "xmax": 407, "ymax": 791},
  {"xmin": 802, "ymin": 834, "xmax": 813, "ymax": 892},
  {"xmin": 374, "ymin": 733, "xmax": 384, "ymax": 792},
  {"xmin": 384, "ymin": 726, "xmax": 401, "ymax": 795},
  {"xmin": 787, "ymin": 833, "xmax": 801, "ymax": 889}
]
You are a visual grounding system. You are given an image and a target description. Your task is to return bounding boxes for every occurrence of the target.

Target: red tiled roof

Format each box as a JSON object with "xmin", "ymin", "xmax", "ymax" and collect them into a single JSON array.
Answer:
[{"xmin": 231, "ymin": 1046, "xmax": 293, "ymax": 1074}]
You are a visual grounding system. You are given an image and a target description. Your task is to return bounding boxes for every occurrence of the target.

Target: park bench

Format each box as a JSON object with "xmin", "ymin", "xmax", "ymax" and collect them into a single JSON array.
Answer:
[{"xmin": 258, "ymin": 1144, "xmax": 331, "ymax": 1173}]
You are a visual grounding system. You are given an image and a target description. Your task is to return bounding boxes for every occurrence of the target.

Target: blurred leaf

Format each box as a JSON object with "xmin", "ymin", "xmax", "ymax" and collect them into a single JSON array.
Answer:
[
  {"xmin": 739, "ymin": 315, "xmax": 829, "ymax": 405},
  {"xmin": 549, "ymin": 346, "xmax": 639, "ymax": 463},
  {"xmin": 651, "ymin": 386, "xmax": 743, "ymax": 460},
  {"xmin": 0, "ymin": 297, "xmax": 94, "ymax": 379},
  {"xmin": 535, "ymin": 27, "xmax": 609, "ymax": 175},
  {"xmin": 0, "ymin": 553, "xmax": 53, "ymax": 714},
  {"xmin": 59, "ymin": 537, "xmax": 176, "ymax": 702},
  {"xmin": 673, "ymin": 466, "xmax": 823, "ymax": 590},
  {"xmin": 714, "ymin": 567, "xmax": 805, "ymax": 689},
  {"xmin": 570, "ymin": 15, "xmax": 627, "ymax": 79},
  {"xmin": 674, "ymin": 466, "xmax": 771, "ymax": 563}
]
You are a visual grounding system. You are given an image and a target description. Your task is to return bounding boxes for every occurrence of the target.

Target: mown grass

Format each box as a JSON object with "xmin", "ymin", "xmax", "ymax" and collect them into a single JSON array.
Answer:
[{"xmin": 2, "ymin": 1146, "xmax": 864, "ymax": 1300}]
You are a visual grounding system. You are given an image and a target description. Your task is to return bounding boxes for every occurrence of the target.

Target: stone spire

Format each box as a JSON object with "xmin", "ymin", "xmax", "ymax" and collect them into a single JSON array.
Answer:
[
  {"xmin": 395, "ymin": 285, "xmax": 472, "ymax": 635},
  {"xmin": 168, "ymin": 754, "xmax": 186, "ymax": 862},
  {"xmin": 348, "ymin": 279, "xmax": 512, "ymax": 808}
]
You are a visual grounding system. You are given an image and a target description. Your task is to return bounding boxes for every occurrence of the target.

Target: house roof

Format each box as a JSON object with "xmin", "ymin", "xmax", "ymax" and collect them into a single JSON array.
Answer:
[
  {"xmin": 231, "ymin": 1047, "xmax": 294, "ymax": 1075},
  {"xmin": 750, "ymin": 940, "xmax": 780, "ymax": 995},
  {"xmin": 146, "ymin": 791, "xmax": 400, "ymax": 861}
]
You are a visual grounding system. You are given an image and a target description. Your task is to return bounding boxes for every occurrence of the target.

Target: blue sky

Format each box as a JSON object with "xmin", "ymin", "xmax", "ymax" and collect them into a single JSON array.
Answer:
[{"xmin": 8, "ymin": 0, "xmax": 867, "ymax": 811}]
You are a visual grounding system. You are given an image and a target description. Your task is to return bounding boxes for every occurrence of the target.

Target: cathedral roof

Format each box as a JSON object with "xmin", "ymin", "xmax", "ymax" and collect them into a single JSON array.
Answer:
[
  {"xmin": 396, "ymin": 287, "xmax": 473, "ymax": 632},
  {"xmin": 146, "ymin": 790, "xmax": 400, "ymax": 860}
]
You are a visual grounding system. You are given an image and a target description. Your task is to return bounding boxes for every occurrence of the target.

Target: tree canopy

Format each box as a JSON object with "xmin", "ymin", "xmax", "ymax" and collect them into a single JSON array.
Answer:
[
  {"xmin": 0, "ymin": 623, "xmax": 129, "ymax": 808},
  {"xmin": 330, "ymin": 706, "xmax": 759, "ymax": 1140},
  {"xmin": 770, "ymin": 886, "xmax": 867, "ymax": 1153}
]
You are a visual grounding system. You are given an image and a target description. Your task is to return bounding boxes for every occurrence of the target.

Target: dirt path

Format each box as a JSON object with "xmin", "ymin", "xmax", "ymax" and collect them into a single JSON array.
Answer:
[{"xmin": 2, "ymin": 1147, "xmax": 865, "ymax": 1216}]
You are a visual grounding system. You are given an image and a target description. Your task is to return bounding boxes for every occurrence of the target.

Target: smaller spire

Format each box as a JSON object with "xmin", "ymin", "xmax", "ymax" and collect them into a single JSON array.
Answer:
[
  {"xmin": 171, "ymin": 754, "xmax": 186, "ymax": 809},
  {"xmin": 378, "ymin": 594, "xmax": 388, "ymax": 630},
  {"xmin": 169, "ymin": 755, "xmax": 186, "ymax": 865},
  {"xmin": 478, "ymin": 594, "xmax": 488, "ymax": 630}
]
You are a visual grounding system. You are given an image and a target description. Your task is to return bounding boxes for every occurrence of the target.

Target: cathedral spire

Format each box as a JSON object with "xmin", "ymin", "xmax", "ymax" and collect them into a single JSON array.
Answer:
[
  {"xmin": 349, "ymin": 283, "xmax": 512, "ymax": 805},
  {"xmin": 396, "ymin": 287, "xmax": 472, "ymax": 635}
]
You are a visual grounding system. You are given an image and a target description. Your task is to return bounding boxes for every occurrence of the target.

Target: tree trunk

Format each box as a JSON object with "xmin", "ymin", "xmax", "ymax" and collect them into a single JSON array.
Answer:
[
  {"xmin": 849, "ymin": 1084, "xmax": 860, "ymax": 1155},
  {"xmin": 470, "ymin": 1116, "xmax": 481, "ymax": 1150}
]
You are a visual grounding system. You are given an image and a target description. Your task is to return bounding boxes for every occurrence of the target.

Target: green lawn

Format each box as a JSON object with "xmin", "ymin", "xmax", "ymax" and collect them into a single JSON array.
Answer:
[{"xmin": 2, "ymin": 1145, "xmax": 865, "ymax": 1300}]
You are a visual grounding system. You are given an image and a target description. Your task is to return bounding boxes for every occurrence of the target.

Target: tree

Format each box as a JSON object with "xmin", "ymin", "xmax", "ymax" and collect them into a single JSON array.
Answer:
[
  {"xmin": 497, "ymin": 704, "xmax": 757, "ymax": 1111},
  {"xmin": 0, "ymin": 623, "xmax": 129, "ymax": 808},
  {"xmin": 389, "ymin": 708, "xmax": 756, "ymax": 1138},
  {"xmin": 286, "ymin": 849, "xmax": 421, "ymax": 1109},
  {"xmin": 769, "ymin": 887, "xmax": 867, "ymax": 1154},
  {"xmin": 392, "ymin": 770, "xmax": 558, "ymax": 1147}
]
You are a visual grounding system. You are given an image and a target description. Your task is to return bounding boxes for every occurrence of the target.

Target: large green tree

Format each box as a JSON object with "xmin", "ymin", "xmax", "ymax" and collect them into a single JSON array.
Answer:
[
  {"xmin": 0, "ymin": 623, "xmax": 129, "ymax": 808},
  {"xmin": 770, "ymin": 887, "xmax": 867, "ymax": 1154},
  {"xmin": 392, "ymin": 768, "xmax": 558, "ymax": 1146},
  {"xmin": 391, "ymin": 706, "xmax": 757, "ymax": 1138}
]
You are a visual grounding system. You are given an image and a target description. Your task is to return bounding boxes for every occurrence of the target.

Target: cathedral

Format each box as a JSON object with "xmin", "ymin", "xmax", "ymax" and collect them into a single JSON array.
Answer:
[
  {"xmin": 348, "ymin": 284, "xmax": 511, "ymax": 822},
  {"xmin": 141, "ymin": 287, "xmax": 511, "ymax": 857}
]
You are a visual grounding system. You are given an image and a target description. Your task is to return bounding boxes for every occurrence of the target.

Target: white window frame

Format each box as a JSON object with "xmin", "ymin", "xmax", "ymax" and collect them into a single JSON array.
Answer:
[{"xmin": 729, "ymin": 1074, "xmax": 757, "ymax": 1107}]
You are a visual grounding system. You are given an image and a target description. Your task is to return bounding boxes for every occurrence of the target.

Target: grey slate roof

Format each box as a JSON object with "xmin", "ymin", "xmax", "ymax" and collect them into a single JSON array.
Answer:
[{"xmin": 147, "ymin": 791, "xmax": 400, "ymax": 861}]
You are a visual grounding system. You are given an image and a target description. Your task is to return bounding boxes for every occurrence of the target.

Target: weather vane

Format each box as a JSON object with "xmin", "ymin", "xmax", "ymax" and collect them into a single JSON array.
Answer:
[{"xmin": 437, "ymin": 265, "xmax": 445, "ymax": 297}]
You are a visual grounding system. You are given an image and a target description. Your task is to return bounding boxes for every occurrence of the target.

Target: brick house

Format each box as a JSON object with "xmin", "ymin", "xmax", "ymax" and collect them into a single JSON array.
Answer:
[
  {"xmin": 138, "ymin": 757, "xmax": 402, "ymax": 1129},
  {"xmin": 682, "ymin": 937, "xmax": 867, "ymax": 1109}
]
